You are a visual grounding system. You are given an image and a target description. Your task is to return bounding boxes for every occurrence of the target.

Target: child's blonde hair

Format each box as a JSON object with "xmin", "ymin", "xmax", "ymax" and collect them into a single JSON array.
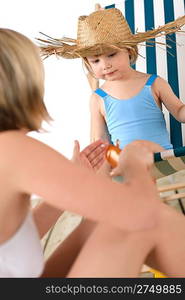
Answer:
[
  {"xmin": 0, "ymin": 29, "xmax": 51, "ymax": 132},
  {"xmin": 83, "ymin": 45, "xmax": 138, "ymax": 76},
  {"xmin": 127, "ymin": 45, "xmax": 138, "ymax": 65}
]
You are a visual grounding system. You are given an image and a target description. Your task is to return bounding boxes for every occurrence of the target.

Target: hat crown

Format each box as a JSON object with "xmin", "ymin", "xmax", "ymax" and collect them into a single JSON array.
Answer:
[{"xmin": 77, "ymin": 8, "xmax": 133, "ymax": 48}]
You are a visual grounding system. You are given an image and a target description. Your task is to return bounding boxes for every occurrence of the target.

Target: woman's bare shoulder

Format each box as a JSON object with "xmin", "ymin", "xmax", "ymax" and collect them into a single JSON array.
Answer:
[
  {"xmin": 0, "ymin": 130, "xmax": 26, "ymax": 151},
  {"xmin": 0, "ymin": 130, "xmax": 59, "ymax": 165},
  {"xmin": 0, "ymin": 130, "xmax": 38, "ymax": 151}
]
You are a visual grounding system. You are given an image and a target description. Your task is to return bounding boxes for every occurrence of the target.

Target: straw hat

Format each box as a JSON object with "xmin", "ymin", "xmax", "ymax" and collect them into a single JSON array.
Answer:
[{"xmin": 37, "ymin": 8, "xmax": 185, "ymax": 59}]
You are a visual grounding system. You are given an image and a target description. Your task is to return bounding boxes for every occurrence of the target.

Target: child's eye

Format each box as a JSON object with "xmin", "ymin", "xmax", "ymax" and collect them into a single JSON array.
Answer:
[
  {"xmin": 108, "ymin": 52, "xmax": 116, "ymax": 57},
  {"xmin": 92, "ymin": 59, "xmax": 99, "ymax": 64}
]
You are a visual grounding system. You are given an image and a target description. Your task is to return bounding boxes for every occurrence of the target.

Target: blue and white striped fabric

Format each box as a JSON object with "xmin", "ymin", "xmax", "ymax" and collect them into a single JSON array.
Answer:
[{"xmin": 104, "ymin": 0, "xmax": 185, "ymax": 178}]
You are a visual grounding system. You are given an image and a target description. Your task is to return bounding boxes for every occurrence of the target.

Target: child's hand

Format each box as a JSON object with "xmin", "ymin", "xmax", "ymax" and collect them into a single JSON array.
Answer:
[
  {"xmin": 71, "ymin": 139, "xmax": 108, "ymax": 171},
  {"xmin": 110, "ymin": 140, "xmax": 164, "ymax": 178}
]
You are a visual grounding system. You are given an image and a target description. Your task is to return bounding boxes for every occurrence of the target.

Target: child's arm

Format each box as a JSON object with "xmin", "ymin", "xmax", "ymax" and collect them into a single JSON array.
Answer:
[
  {"xmin": 90, "ymin": 93, "xmax": 112, "ymax": 175},
  {"xmin": 155, "ymin": 77, "xmax": 185, "ymax": 122},
  {"xmin": 90, "ymin": 93, "xmax": 111, "ymax": 143}
]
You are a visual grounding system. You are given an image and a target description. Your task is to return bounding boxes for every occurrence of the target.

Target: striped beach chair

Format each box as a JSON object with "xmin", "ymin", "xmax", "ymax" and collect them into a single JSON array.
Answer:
[
  {"xmin": 104, "ymin": 1, "xmax": 185, "ymax": 205},
  {"xmin": 104, "ymin": 0, "xmax": 185, "ymax": 177}
]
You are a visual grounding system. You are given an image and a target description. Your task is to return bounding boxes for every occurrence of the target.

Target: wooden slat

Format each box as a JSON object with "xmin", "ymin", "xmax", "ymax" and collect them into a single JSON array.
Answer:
[{"xmin": 158, "ymin": 182, "xmax": 185, "ymax": 193}]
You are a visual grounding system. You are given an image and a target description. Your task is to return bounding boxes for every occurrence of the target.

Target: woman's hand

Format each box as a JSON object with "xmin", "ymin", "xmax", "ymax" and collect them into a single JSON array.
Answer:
[
  {"xmin": 110, "ymin": 140, "xmax": 164, "ymax": 178},
  {"xmin": 71, "ymin": 139, "xmax": 108, "ymax": 171}
]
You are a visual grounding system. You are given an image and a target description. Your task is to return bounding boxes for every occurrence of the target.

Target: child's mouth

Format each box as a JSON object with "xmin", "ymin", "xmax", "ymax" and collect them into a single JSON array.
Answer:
[{"xmin": 106, "ymin": 70, "xmax": 116, "ymax": 76}]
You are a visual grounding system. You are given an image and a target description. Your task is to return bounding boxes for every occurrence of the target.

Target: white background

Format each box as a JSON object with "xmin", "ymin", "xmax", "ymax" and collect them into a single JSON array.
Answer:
[{"xmin": 0, "ymin": 0, "xmax": 113, "ymax": 158}]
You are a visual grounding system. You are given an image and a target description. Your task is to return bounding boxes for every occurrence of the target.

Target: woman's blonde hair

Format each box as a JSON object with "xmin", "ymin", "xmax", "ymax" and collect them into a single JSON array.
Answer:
[
  {"xmin": 83, "ymin": 46, "xmax": 138, "ymax": 77},
  {"xmin": 0, "ymin": 29, "xmax": 51, "ymax": 132}
]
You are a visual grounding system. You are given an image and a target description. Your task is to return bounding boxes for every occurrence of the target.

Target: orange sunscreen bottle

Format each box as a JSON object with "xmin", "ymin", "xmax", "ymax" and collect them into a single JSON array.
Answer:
[{"xmin": 105, "ymin": 144, "xmax": 121, "ymax": 168}]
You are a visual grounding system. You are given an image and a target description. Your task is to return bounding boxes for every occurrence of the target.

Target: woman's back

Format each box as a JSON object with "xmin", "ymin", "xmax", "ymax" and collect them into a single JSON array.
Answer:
[
  {"xmin": 0, "ymin": 131, "xmax": 29, "ymax": 241},
  {"xmin": 0, "ymin": 131, "xmax": 44, "ymax": 278}
]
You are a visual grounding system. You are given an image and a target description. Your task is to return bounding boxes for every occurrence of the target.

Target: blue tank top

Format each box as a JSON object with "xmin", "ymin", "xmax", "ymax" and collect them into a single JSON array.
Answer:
[{"xmin": 94, "ymin": 74, "xmax": 172, "ymax": 150}]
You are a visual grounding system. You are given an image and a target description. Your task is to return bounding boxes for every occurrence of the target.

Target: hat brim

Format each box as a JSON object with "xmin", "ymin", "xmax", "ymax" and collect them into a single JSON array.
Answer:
[
  {"xmin": 64, "ymin": 43, "xmax": 137, "ymax": 59},
  {"xmin": 37, "ymin": 14, "xmax": 185, "ymax": 59}
]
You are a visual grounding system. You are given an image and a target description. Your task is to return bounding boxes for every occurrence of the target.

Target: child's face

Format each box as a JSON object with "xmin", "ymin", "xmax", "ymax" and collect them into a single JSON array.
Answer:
[{"xmin": 86, "ymin": 49, "xmax": 131, "ymax": 81}]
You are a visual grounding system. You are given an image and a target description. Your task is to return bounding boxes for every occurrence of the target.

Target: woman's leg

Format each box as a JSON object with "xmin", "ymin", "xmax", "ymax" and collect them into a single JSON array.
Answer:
[
  {"xmin": 145, "ymin": 203, "xmax": 185, "ymax": 277},
  {"xmin": 66, "ymin": 223, "xmax": 155, "ymax": 278},
  {"xmin": 42, "ymin": 203, "xmax": 185, "ymax": 278},
  {"xmin": 41, "ymin": 219, "xmax": 96, "ymax": 277},
  {"xmin": 66, "ymin": 204, "xmax": 185, "ymax": 277},
  {"xmin": 33, "ymin": 202, "xmax": 63, "ymax": 239}
]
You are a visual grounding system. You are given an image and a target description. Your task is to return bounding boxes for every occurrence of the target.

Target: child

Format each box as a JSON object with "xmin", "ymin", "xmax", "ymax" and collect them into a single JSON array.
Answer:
[{"xmin": 38, "ymin": 8, "xmax": 185, "ymax": 150}]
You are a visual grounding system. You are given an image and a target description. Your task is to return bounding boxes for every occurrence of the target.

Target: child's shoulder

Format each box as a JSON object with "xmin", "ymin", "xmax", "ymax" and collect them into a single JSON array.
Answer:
[
  {"xmin": 136, "ymin": 72, "xmax": 159, "ymax": 84},
  {"xmin": 142, "ymin": 73, "xmax": 169, "ymax": 89},
  {"xmin": 151, "ymin": 75, "xmax": 168, "ymax": 88},
  {"xmin": 137, "ymin": 71, "xmax": 149, "ymax": 78}
]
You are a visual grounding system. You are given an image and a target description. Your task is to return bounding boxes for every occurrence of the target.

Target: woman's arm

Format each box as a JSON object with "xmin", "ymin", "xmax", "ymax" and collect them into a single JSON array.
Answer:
[
  {"xmin": 33, "ymin": 139, "xmax": 107, "ymax": 237},
  {"xmin": 3, "ymin": 131, "xmax": 159, "ymax": 232}
]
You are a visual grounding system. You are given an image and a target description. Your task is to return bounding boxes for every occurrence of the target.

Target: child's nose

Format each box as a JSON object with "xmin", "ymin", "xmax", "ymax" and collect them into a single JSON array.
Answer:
[{"xmin": 103, "ymin": 61, "xmax": 112, "ymax": 70}]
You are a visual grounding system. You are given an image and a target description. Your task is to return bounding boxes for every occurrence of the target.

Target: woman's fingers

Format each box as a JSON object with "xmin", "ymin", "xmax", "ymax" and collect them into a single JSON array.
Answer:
[
  {"xmin": 71, "ymin": 140, "xmax": 80, "ymax": 161},
  {"xmin": 130, "ymin": 140, "xmax": 164, "ymax": 153},
  {"xmin": 72, "ymin": 139, "xmax": 108, "ymax": 170},
  {"xmin": 92, "ymin": 157, "xmax": 105, "ymax": 171},
  {"xmin": 81, "ymin": 140, "xmax": 108, "ymax": 169},
  {"xmin": 82, "ymin": 140, "xmax": 107, "ymax": 158}
]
